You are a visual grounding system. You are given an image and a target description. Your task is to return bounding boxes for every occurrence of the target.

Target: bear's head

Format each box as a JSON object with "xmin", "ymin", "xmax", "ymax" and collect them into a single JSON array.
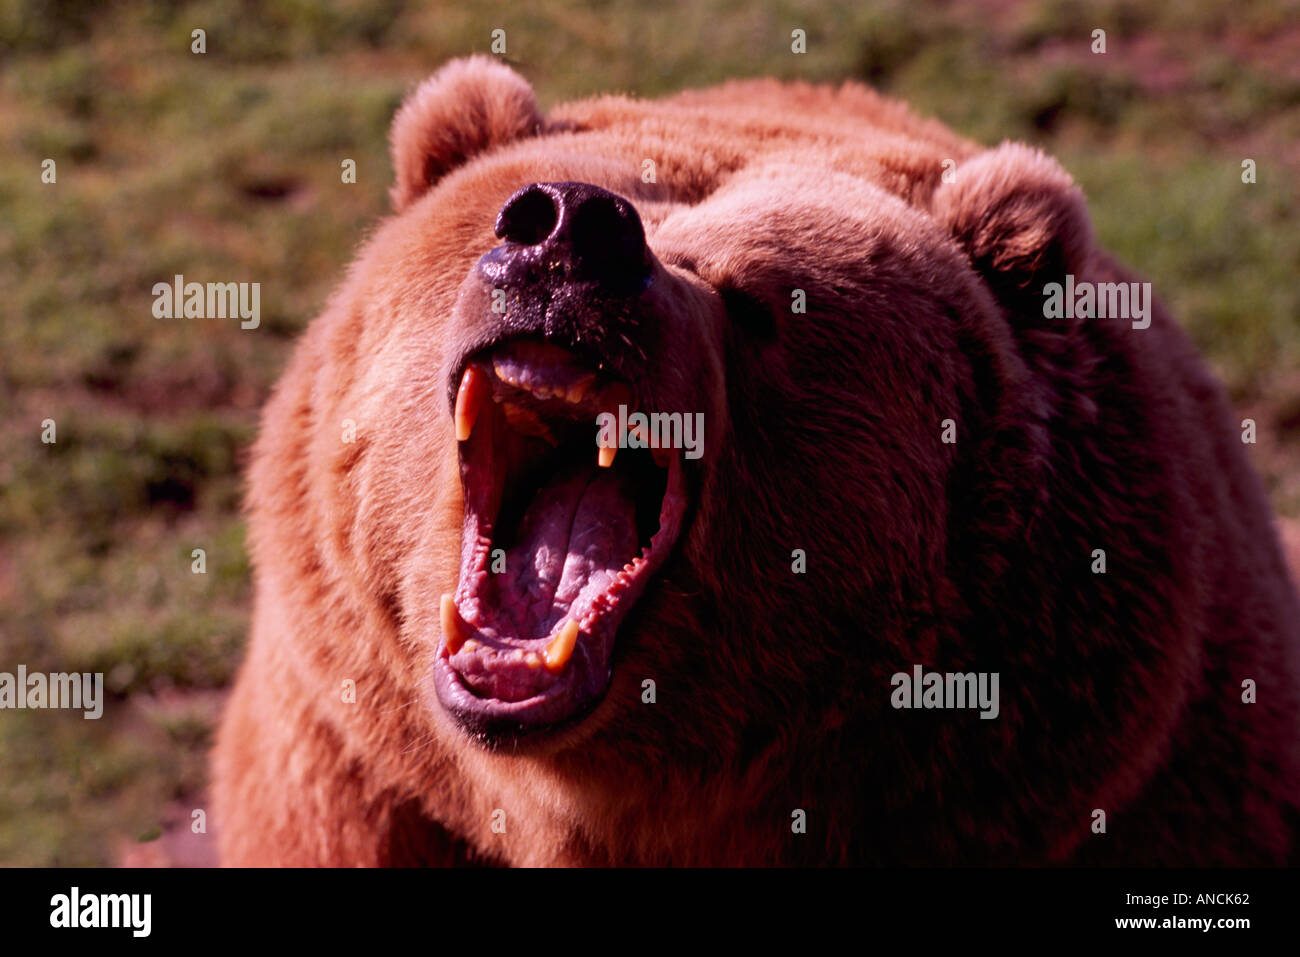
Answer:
[{"xmin": 254, "ymin": 58, "xmax": 1169, "ymax": 859}]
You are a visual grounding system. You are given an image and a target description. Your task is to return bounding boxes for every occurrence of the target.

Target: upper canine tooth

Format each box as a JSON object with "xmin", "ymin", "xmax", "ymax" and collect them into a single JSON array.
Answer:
[
  {"xmin": 441, "ymin": 593, "xmax": 470, "ymax": 654},
  {"xmin": 596, "ymin": 382, "xmax": 634, "ymax": 469},
  {"xmin": 544, "ymin": 619, "xmax": 580, "ymax": 673},
  {"xmin": 455, "ymin": 365, "xmax": 491, "ymax": 442}
]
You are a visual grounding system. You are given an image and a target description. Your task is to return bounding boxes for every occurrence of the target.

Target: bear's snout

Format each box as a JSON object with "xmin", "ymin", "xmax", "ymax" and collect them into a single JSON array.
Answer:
[{"xmin": 451, "ymin": 179, "xmax": 703, "ymax": 393}]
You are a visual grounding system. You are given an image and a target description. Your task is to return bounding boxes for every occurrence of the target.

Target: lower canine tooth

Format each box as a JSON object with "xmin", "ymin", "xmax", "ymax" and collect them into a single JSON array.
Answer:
[
  {"xmin": 544, "ymin": 620, "xmax": 580, "ymax": 673},
  {"xmin": 441, "ymin": 593, "xmax": 470, "ymax": 654}
]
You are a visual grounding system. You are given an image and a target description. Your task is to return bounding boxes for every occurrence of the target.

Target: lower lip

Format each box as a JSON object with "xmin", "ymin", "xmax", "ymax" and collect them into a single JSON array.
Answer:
[{"xmin": 431, "ymin": 643, "xmax": 604, "ymax": 729}]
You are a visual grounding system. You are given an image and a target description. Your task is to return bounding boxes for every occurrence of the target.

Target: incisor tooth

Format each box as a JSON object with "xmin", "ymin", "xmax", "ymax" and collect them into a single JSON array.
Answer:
[
  {"xmin": 455, "ymin": 365, "xmax": 491, "ymax": 442},
  {"xmin": 567, "ymin": 376, "xmax": 595, "ymax": 403},
  {"xmin": 441, "ymin": 594, "xmax": 469, "ymax": 654},
  {"xmin": 544, "ymin": 619, "xmax": 580, "ymax": 673},
  {"xmin": 598, "ymin": 443, "xmax": 617, "ymax": 468},
  {"xmin": 492, "ymin": 361, "xmax": 518, "ymax": 387}
]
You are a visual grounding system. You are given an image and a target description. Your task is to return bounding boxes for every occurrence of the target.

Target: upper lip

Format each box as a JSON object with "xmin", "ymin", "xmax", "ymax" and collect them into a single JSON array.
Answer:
[
  {"xmin": 432, "ymin": 338, "xmax": 689, "ymax": 739},
  {"xmin": 445, "ymin": 332, "xmax": 617, "ymax": 417}
]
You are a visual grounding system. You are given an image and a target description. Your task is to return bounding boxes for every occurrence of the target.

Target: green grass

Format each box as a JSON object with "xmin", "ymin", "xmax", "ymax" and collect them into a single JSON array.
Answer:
[{"xmin": 1, "ymin": 0, "xmax": 1297, "ymax": 865}]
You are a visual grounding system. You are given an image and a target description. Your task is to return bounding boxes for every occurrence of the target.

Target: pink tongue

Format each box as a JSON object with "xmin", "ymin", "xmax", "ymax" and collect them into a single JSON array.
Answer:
[{"xmin": 494, "ymin": 466, "xmax": 638, "ymax": 638}]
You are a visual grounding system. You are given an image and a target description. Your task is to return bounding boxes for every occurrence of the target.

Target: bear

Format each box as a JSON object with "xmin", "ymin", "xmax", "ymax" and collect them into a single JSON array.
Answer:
[{"xmin": 213, "ymin": 55, "xmax": 1300, "ymax": 866}]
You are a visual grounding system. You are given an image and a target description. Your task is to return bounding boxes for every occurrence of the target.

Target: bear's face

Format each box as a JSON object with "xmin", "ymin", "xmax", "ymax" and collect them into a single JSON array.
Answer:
[
  {"xmin": 221, "ymin": 57, "xmax": 1300, "ymax": 867},
  {"xmin": 326, "ymin": 58, "xmax": 1087, "ymax": 762}
]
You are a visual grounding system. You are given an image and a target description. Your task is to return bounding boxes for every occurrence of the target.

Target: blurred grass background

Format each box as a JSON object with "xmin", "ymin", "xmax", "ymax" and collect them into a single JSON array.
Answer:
[{"xmin": 1, "ymin": 0, "xmax": 1297, "ymax": 865}]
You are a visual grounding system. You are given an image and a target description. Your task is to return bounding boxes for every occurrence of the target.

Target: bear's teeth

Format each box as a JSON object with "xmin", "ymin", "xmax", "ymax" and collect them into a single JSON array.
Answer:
[
  {"xmin": 566, "ymin": 376, "xmax": 595, "ymax": 403},
  {"xmin": 441, "ymin": 593, "xmax": 471, "ymax": 654},
  {"xmin": 489, "ymin": 360, "xmax": 594, "ymax": 405},
  {"xmin": 455, "ymin": 365, "xmax": 490, "ymax": 441},
  {"xmin": 595, "ymin": 381, "xmax": 634, "ymax": 468},
  {"xmin": 491, "ymin": 361, "xmax": 520, "ymax": 386},
  {"xmin": 543, "ymin": 619, "xmax": 581, "ymax": 673}
]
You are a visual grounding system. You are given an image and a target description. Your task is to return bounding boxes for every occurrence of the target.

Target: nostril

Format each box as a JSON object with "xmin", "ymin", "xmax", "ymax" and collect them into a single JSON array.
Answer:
[
  {"xmin": 568, "ymin": 196, "xmax": 645, "ymax": 270},
  {"xmin": 495, "ymin": 186, "xmax": 558, "ymax": 246}
]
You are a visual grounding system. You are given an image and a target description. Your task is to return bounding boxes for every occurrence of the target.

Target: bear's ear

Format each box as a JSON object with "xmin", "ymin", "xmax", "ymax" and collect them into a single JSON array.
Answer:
[
  {"xmin": 389, "ymin": 56, "xmax": 544, "ymax": 212},
  {"xmin": 930, "ymin": 143, "xmax": 1093, "ymax": 313}
]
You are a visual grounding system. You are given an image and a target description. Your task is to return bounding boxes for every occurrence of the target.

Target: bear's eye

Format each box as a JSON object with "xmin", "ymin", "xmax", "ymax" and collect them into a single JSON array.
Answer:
[{"xmin": 720, "ymin": 286, "xmax": 777, "ymax": 338}]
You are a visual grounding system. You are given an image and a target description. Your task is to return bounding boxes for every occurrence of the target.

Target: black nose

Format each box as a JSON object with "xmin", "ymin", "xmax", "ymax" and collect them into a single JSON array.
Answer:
[{"xmin": 485, "ymin": 182, "xmax": 651, "ymax": 292}]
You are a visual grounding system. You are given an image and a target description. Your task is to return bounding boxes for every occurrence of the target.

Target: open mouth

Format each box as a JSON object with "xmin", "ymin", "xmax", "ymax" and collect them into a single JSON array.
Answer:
[{"xmin": 433, "ymin": 339, "xmax": 688, "ymax": 738}]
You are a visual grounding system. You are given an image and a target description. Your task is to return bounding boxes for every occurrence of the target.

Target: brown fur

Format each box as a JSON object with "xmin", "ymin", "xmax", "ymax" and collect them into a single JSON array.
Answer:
[{"xmin": 214, "ymin": 57, "xmax": 1300, "ymax": 865}]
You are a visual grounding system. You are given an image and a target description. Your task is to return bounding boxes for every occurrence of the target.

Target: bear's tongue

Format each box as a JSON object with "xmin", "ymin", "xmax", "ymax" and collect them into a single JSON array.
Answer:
[{"xmin": 489, "ymin": 464, "xmax": 638, "ymax": 640}]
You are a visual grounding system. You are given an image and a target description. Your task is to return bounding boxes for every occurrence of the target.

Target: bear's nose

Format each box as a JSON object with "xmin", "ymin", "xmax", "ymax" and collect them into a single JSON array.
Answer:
[{"xmin": 489, "ymin": 181, "xmax": 651, "ymax": 291}]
